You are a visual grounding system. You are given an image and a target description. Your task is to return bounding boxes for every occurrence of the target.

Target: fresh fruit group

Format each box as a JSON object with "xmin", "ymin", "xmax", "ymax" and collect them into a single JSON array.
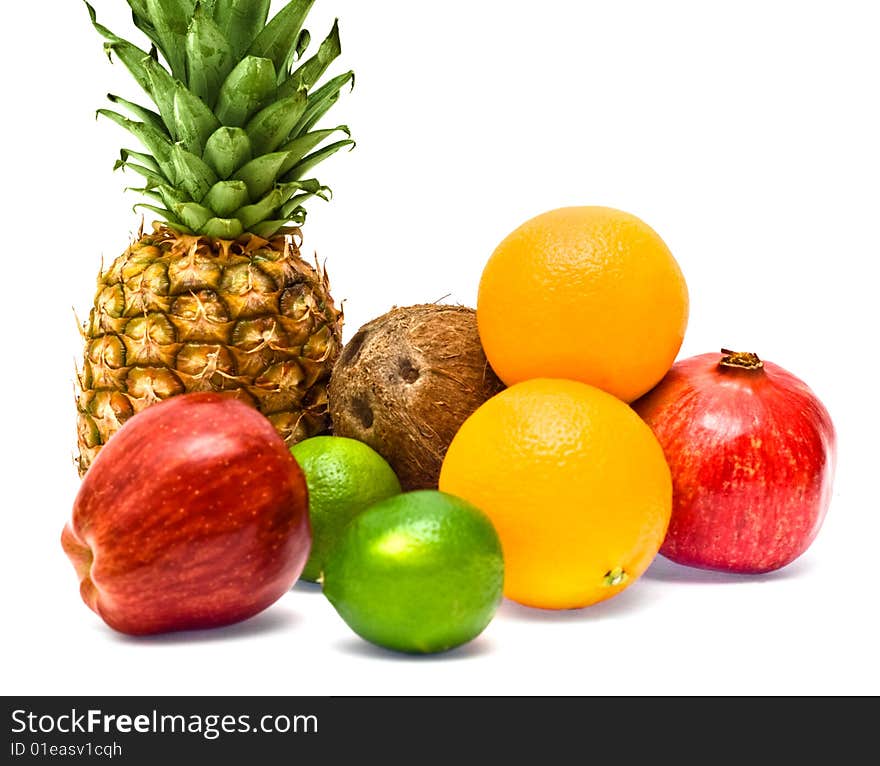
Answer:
[
  {"xmin": 633, "ymin": 350, "xmax": 836, "ymax": 573},
  {"xmin": 439, "ymin": 379, "xmax": 672, "ymax": 609},
  {"xmin": 291, "ymin": 436, "xmax": 402, "ymax": 582},
  {"xmin": 329, "ymin": 305, "xmax": 505, "ymax": 490},
  {"xmin": 77, "ymin": 0, "xmax": 356, "ymax": 473},
  {"xmin": 477, "ymin": 206, "xmax": 689, "ymax": 402},
  {"xmin": 322, "ymin": 491, "xmax": 504, "ymax": 654},
  {"xmin": 61, "ymin": 393, "xmax": 311, "ymax": 635}
]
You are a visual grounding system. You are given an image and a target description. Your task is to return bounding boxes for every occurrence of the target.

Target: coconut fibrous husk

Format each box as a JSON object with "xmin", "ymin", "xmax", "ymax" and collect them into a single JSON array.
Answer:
[{"xmin": 328, "ymin": 305, "xmax": 505, "ymax": 490}]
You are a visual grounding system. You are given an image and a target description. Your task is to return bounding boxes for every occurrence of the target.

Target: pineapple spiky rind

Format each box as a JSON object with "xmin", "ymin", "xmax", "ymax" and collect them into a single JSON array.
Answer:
[{"xmin": 77, "ymin": 222, "xmax": 343, "ymax": 475}]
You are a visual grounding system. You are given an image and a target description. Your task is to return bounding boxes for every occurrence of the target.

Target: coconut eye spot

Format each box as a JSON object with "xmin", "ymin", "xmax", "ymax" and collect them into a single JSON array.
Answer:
[
  {"xmin": 351, "ymin": 395, "xmax": 374, "ymax": 429},
  {"xmin": 398, "ymin": 358, "xmax": 420, "ymax": 384}
]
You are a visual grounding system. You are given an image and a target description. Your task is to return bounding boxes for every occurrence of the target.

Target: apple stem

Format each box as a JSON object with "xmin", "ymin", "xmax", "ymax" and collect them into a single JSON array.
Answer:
[{"xmin": 720, "ymin": 349, "xmax": 764, "ymax": 371}]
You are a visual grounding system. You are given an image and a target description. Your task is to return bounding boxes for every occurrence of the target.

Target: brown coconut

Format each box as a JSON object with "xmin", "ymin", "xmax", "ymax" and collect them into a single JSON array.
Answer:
[{"xmin": 329, "ymin": 305, "xmax": 505, "ymax": 490}]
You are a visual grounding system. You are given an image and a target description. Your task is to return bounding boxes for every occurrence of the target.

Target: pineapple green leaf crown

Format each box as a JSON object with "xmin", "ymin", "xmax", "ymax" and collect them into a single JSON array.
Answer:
[{"xmin": 87, "ymin": 0, "xmax": 355, "ymax": 239}]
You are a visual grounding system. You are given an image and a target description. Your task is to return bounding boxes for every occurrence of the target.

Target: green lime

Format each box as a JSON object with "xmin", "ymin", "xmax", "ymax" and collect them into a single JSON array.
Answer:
[
  {"xmin": 322, "ymin": 491, "xmax": 504, "ymax": 654},
  {"xmin": 291, "ymin": 436, "xmax": 402, "ymax": 582}
]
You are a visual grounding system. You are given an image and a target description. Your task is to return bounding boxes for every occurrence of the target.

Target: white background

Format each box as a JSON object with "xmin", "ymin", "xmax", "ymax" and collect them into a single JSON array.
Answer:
[{"xmin": 2, "ymin": 0, "xmax": 878, "ymax": 695}]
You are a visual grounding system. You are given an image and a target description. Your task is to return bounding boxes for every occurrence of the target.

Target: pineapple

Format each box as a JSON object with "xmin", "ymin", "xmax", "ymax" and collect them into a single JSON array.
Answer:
[{"xmin": 77, "ymin": 0, "xmax": 354, "ymax": 474}]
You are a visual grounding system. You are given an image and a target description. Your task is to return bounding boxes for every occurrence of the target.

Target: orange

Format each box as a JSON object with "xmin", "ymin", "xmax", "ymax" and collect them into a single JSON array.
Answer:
[
  {"xmin": 438, "ymin": 379, "xmax": 672, "ymax": 610},
  {"xmin": 477, "ymin": 206, "xmax": 689, "ymax": 403}
]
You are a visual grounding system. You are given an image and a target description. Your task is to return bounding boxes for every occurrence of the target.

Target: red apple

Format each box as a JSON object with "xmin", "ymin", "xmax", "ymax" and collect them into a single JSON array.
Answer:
[
  {"xmin": 62, "ymin": 393, "xmax": 311, "ymax": 635},
  {"xmin": 633, "ymin": 350, "xmax": 836, "ymax": 573}
]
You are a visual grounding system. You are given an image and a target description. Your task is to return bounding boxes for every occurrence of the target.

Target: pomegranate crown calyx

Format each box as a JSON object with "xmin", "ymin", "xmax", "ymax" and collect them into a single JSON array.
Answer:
[{"xmin": 719, "ymin": 349, "xmax": 764, "ymax": 370}]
